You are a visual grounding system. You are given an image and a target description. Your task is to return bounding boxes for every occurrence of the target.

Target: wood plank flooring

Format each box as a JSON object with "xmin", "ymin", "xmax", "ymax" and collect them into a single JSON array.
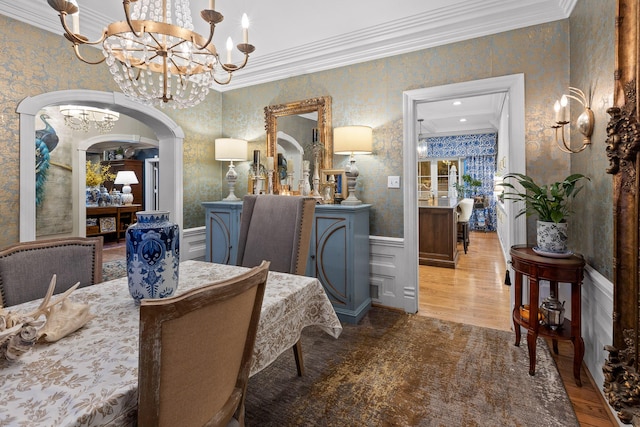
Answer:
[{"xmin": 417, "ymin": 231, "xmax": 616, "ymax": 427}]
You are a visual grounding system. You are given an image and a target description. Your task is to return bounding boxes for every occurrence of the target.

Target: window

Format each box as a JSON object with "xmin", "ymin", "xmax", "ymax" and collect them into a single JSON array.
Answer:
[{"xmin": 417, "ymin": 158, "xmax": 463, "ymax": 198}]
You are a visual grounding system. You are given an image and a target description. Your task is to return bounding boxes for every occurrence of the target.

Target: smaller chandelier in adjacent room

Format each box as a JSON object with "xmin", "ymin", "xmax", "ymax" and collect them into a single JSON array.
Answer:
[
  {"xmin": 59, "ymin": 105, "xmax": 120, "ymax": 133},
  {"xmin": 47, "ymin": 0, "xmax": 255, "ymax": 109}
]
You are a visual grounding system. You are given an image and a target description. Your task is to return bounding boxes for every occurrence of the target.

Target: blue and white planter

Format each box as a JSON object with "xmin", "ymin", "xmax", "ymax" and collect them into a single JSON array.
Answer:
[
  {"xmin": 126, "ymin": 211, "xmax": 180, "ymax": 304},
  {"xmin": 536, "ymin": 220, "xmax": 568, "ymax": 254}
]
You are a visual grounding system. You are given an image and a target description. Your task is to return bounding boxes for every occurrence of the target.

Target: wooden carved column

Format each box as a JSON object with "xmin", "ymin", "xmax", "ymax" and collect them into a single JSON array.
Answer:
[{"xmin": 602, "ymin": 1, "xmax": 640, "ymax": 425}]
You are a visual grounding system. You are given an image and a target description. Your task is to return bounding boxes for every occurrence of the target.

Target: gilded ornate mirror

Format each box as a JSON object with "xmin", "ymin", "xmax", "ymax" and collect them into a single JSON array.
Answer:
[
  {"xmin": 603, "ymin": 1, "xmax": 640, "ymax": 423},
  {"xmin": 265, "ymin": 96, "xmax": 332, "ymax": 194}
]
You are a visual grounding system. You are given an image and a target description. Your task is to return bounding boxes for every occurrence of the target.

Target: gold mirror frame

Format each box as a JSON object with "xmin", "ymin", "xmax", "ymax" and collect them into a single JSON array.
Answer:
[
  {"xmin": 603, "ymin": 1, "xmax": 640, "ymax": 424},
  {"xmin": 265, "ymin": 96, "xmax": 332, "ymax": 193}
]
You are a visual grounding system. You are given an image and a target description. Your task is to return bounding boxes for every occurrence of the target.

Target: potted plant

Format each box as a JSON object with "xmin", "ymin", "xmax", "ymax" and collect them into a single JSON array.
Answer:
[
  {"xmin": 453, "ymin": 174, "xmax": 482, "ymax": 199},
  {"xmin": 501, "ymin": 173, "xmax": 589, "ymax": 254},
  {"xmin": 86, "ymin": 161, "xmax": 115, "ymax": 206}
]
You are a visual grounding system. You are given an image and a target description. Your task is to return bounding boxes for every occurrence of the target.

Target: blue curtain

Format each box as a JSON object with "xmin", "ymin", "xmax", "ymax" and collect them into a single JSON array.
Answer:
[{"xmin": 418, "ymin": 133, "xmax": 497, "ymax": 231}]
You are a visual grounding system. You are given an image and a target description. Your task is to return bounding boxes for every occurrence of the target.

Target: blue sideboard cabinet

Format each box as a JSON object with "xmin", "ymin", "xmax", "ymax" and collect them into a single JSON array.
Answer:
[
  {"xmin": 202, "ymin": 201, "xmax": 243, "ymax": 265},
  {"xmin": 202, "ymin": 200, "xmax": 371, "ymax": 323}
]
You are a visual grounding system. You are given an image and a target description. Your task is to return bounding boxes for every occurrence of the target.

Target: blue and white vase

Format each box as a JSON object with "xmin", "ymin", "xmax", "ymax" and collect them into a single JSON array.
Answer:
[{"xmin": 126, "ymin": 211, "xmax": 180, "ymax": 304}]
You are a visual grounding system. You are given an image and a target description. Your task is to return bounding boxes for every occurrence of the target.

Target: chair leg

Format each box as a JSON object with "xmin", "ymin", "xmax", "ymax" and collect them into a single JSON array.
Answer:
[
  {"xmin": 465, "ymin": 224, "xmax": 470, "ymax": 254},
  {"xmin": 292, "ymin": 339, "xmax": 304, "ymax": 376}
]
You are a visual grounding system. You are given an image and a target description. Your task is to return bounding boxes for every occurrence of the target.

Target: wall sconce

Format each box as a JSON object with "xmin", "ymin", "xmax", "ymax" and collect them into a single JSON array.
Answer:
[{"xmin": 552, "ymin": 87, "xmax": 594, "ymax": 154}]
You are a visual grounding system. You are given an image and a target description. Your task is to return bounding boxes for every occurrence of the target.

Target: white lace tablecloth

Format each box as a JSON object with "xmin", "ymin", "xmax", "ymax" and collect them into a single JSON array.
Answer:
[{"xmin": 0, "ymin": 260, "xmax": 342, "ymax": 426}]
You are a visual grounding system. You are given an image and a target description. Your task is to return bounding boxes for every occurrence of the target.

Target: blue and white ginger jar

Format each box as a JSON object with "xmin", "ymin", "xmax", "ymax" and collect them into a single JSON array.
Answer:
[{"xmin": 126, "ymin": 210, "xmax": 180, "ymax": 304}]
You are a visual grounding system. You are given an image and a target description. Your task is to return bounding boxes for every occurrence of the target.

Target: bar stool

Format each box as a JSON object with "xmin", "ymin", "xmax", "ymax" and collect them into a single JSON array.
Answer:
[{"xmin": 457, "ymin": 198, "xmax": 474, "ymax": 254}]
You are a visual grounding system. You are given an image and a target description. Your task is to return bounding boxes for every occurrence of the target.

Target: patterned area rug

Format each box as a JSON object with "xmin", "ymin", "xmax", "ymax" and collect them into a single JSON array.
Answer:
[
  {"xmin": 246, "ymin": 307, "xmax": 578, "ymax": 426},
  {"xmin": 102, "ymin": 259, "xmax": 127, "ymax": 282}
]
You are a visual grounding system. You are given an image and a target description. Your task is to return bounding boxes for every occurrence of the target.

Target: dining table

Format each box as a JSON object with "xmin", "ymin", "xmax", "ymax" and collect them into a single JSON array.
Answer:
[{"xmin": 0, "ymin": 260, "xmax": 343, "ymax": 426}]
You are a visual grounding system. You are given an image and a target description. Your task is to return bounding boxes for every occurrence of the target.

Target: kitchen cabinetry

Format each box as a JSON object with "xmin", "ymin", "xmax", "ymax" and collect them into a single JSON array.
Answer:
[
  {"xmin": 418, "ymin": 197, "xmax": 459, "ymax": 268},
  {"xmin": 202, "ymin": 201, "xmax": 371, "ymax": 323}
]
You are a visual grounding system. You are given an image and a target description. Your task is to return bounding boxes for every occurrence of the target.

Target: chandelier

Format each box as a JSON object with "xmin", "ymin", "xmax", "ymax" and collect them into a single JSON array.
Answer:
[
  {"xmin": 59, "ymin": 105, "xmax": 120, "ymax": 133},
  {"xmin": 47, "ymin": 0, "xmax": 255, "ymax": 109}
]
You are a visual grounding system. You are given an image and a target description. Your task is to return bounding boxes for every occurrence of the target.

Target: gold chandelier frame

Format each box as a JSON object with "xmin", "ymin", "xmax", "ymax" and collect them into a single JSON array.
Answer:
[{"xmin": 47, "ymin": 0, "xmax": 255, "ymax": 107}]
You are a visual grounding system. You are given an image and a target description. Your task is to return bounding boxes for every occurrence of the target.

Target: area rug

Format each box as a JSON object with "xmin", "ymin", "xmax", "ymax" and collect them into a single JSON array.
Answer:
[
  {"xmin": 102, "ymin": 259, "xmax": 127, "ymax": 281},
  {"xmin": 245, "ymin": 307, "xmax": 578, "ymax": 426}
]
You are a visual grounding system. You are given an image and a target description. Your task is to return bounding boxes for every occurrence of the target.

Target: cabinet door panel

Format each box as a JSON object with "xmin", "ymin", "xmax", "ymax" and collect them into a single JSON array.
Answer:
[
  {"xmin": 207, "ymin": 211, "xmax": 234, "ymax": 264},
  {"xmin": 315, "ymin": 216, "xmax": 348, "ymax": 306}
]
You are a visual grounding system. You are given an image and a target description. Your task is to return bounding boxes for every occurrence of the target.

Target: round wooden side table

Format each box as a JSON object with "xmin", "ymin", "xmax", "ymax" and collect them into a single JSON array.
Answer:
[{"xmin": 510, "ymin": 244, "xmax": 585, "ymax": 386}]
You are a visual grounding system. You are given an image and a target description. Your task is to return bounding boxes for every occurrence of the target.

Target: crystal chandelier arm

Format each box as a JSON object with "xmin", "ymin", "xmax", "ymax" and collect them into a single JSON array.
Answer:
[
  {"xmin": 122, "ymin": 0, "xmax": 143, "ymax": 38},
  {"xmin": 191, "ymin": 22, "xmax": 216, "ymax": 51},
  {"xmin": 219, "ymin": 50, "xmax": 251, "ymax": 73},
  {"xmin": 212, "ymin": 71, "xmax": 233, "ymax": 85},
  {"xmin": 71, "ymin": 44, "xmax": 107, "ymax": 65},
  {"xmin": 53, "ymin": 11, "xmax": 107, "ymax": 46},
  {"xmin": 47, "ymin": 0, "xmax": 107, "ymax": 45}
]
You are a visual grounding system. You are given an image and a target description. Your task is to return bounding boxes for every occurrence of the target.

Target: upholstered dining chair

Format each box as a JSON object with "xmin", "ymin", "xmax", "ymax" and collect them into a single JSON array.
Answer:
[
  {"xmin": 456, "ymin": 198, "xmax": 475, "ymax": 254},
  {"xmin": 0, "ymin": 236, "xmax": 103, "ymax": 307},
  {"xmin": 138, "ymin": 261, "xmax": 269, "ymax": 427},
  {"xmin": 236, "ymin": 194, "xmax": 316, "ymax": 376}
]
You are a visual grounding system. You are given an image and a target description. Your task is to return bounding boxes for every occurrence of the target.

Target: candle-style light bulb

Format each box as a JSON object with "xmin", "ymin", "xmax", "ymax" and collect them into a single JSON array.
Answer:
[
  {"xmin": 560, "ymin": 94, "xmax": 568, "ymax": 122},
  {"xmin": 69, "ymin": 0, "xmax": 80, "ymax": 33},
  {"xmin": 226, "ymin": 37, "xmax": 233, "ymax": 64},
  {"xmin": 554, "ymin": 100, "xmax": 561, "ymax": 123},
  {"xmin": 242, "ymin": 13, "xmax": 249, "ymax": 44}
]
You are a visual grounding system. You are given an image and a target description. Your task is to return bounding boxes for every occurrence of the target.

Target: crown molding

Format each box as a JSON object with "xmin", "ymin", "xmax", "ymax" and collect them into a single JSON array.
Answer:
[{"xmin": 0, "ymin": 0, "xmax": 576, "ymax": 92}]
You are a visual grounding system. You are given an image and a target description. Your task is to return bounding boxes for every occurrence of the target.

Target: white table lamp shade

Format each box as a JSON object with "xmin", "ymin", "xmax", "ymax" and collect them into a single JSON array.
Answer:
[
  {"xmin": 215, "ymin": 138, "xmax": 247, "ymax": 161},
  {"xmin": 114, "ymin": 170, "xmax": 139, "ymax": 185},
  {"xmin": 114, "ymin": 170, "xmax": 139, "ymax": 205},
  {"xmin": 333, "ymin": 126, "xmax": 373, "ymax": 155}
]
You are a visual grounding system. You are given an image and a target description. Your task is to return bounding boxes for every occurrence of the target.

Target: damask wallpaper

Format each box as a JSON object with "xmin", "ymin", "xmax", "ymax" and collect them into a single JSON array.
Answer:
[
  {"xmin": 567, "ymin": 0, "xmax": 614, "ymax": 278},
  {"xmin": 221, "ymin": 21, "xmax": 572, "ymax": 239}
]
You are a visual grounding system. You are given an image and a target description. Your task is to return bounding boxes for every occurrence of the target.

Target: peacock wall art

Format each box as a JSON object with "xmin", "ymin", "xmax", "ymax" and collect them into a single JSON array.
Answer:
[{"xmin": 35, "ymin": 113, "xmax": 59, "ymax": 207}]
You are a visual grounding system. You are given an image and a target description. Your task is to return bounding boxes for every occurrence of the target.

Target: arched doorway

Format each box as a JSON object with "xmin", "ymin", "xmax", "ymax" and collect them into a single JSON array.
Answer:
[{"xmin": 17, "ymin": 90, "xmax": 184, "ymax": 242}]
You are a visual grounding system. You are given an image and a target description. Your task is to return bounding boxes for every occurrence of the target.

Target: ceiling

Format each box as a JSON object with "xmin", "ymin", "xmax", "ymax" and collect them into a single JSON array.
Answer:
[{"xmin": 0, "ymin": 0, "xmax": 575, "ymax": 134}]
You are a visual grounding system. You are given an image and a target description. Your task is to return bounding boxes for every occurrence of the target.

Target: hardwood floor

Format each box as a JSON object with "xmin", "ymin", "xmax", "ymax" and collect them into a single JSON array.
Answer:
[{"xmin": 417, "ymin": 231, "xmax": 616, "ymax": 427}]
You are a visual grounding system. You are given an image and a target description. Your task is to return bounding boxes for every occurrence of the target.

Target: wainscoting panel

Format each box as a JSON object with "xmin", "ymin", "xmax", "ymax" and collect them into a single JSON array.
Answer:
[
  {"xmin": 369, "ymin": 236, "xmax": 412, "ymax": 310},
  {"xmin": 582, "ymin": 265, "xmax": 613, "ymax": 404},
  {"xmin": 182, "ymin": 226, "xmax": 206, "ymax": 261}
]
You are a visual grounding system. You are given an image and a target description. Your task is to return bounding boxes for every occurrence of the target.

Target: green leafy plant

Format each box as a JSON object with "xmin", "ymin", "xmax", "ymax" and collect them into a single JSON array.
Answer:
[
  {"xmin": 501, "ymin": 173, "xmax": 589, "ymax": 223},
  {"xmin": 453, "ymin": 174, "xmax": 482, "ymax": 198}
]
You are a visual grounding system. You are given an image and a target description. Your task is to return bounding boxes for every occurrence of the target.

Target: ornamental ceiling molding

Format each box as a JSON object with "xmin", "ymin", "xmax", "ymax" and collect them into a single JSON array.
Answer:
[{"xmin": 0, "ymin": 0, "xmax": 576, "ymax": 91}]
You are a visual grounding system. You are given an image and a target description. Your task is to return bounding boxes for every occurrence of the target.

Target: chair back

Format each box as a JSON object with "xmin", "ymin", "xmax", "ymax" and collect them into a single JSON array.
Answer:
[
  {"xmin": 236, "ymin": 195, "xmax": 316, "ymax": 275},
  {"xmin": 457, "ymin": 198, "xmax": 474, "ymax": 223},
  {"xmin": 138, "ymin": 261, "xmax": 269, "ymax": 427},
  {"xmin": 0, "ymin": 236, "xmax": 103, "ymax": 307}
]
